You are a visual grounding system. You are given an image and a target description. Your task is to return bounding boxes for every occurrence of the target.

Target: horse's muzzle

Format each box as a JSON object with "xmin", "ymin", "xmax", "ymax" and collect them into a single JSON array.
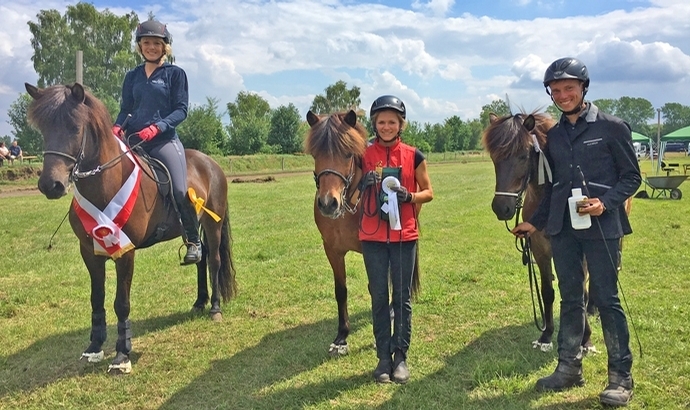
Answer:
[
  {"xmin": 38, "ymin": 177, "xmax": 68, "ymax": 199},
  {"xmin": 491, "ymin": 196, "xmax": 517, "ymax": 221}
]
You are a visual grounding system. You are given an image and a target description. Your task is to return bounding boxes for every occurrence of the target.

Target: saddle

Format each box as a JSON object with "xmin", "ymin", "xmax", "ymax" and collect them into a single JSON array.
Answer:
[{"xmin": 131, "ymin": 146, "xmax": 179, "ymax": 249}]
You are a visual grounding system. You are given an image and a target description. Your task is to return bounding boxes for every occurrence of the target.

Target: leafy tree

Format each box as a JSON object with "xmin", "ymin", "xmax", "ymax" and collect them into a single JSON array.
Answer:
[
  {"xmin": 7, "ymin": 93, "xmax": 44, "ymax": 155},
  {"xmin": 177, "ymin": 97, "xmax": 227, "ymax": 155},
  {"xmin": 611, "ymin": 97, "xmax": 654, "ymax": 134},
  {"xmin": 479, "ymin": 99, "xmax": 510, "ymax": 129},
  {"xmin": 268, "ymin": 104, "xmax": 303, "ymax": 154},
  {"xmin": 28, "ymin": 3, "xmax": 139, "ymax": 107},
  {"xmin": 591, "ymin": 98, "xmax": 616, "ymax": 115},
  {"xmin": 545, "ymin": 104, "xmax": 561, "ymax": 121},
  {"xmin": 466, "ymin": 119, "xmax": 485, "ymax": 150},
  {"xmin": 310, "ymin": 80, "xmax": 361, "ymax": 114},
  {"xmin": 660, "ymin": 103, "xmax": 690, "ymax": 135},
  {"xmin": 226, "ymin": 92, "xmax": 271, "ymax": 155},
  {"xmin": 444, "ymin": 115, "xmax": 472, "ymax": 151}
]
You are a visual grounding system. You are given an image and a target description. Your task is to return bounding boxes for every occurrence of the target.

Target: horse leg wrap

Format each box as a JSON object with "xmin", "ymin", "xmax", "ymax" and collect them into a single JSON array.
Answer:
[
  {"xmin": 90, "ymin": 312, "xmax": 107, "ymax": 345},
  {"xmin": 115, "ymin": 319, "xmax": 133, "ymax": 355},
  {"xmin": 81, "ymin": 312, "xmax": 106, "ymax": 362}
]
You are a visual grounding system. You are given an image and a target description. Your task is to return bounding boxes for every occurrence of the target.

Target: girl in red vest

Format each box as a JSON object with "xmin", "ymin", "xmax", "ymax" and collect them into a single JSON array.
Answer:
[{"xmin": 359, "ymin": 95, "xmax": 433, "ymax": 383}]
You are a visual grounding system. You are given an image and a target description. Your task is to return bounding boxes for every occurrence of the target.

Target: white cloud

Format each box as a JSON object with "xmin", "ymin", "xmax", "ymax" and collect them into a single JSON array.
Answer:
[{"xmin": 1, "ymin": 0, "xmax": 689, "ymax": 137}]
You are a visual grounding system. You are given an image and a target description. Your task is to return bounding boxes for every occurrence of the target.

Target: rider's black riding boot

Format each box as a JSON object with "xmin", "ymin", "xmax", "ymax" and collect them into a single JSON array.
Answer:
[{"xmin": 178, "ymin": 199, "xmax": 202, "ymax": 265}]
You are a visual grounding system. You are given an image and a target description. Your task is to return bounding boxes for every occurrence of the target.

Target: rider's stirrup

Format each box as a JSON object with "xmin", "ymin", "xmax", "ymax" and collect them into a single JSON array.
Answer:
[{"xmin": 180, "ymin": 242, "xmax": 202, "ymax": 265}]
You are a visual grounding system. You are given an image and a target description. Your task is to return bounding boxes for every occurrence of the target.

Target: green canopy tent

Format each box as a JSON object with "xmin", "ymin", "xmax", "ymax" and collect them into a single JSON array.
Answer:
[
  {"xmin": 657, "ymin": 125, "xmax": 690, "ymax": 172},
  {"xmin": 661, "ymin": 125, "xmax": 690, "ymax": 141},
  {"xmin": 632, "ymin": 131, "xmax": 651, "ymax": 142}
]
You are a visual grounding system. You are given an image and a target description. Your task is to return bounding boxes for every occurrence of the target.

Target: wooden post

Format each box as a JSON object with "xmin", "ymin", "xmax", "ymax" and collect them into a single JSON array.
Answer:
[{"xmin": 76, "ymin": 50, "xmax": 83, "ymax": 85}]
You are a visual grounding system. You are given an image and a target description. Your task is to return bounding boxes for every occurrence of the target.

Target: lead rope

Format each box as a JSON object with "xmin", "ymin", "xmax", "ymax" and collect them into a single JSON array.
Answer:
[{"xmin": 504, "ymin": 192, "xmax": 547, "ymax": 333}]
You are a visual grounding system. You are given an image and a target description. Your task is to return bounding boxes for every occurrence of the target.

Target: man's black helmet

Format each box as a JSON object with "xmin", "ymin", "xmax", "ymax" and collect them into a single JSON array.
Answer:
[
  {"xmin": 370, "ymin": 95, "xmax": 406, "ymax": 120},
  {"xmin": 543, "ymin": 57, "xmax": 589, "ymax": 94},
  {"xmin": 136, "ymin": 20, "xmax": 172, "ymax": 44}
]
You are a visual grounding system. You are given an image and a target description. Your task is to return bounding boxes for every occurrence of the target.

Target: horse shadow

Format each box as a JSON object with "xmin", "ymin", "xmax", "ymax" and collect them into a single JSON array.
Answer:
[
  {"xmin": 0, "ymin": 311, "xmax": 195, "ymax": 398},
  {"xmin": 160, "ymin": 311, "xmax": 373, "ymax": 409},
  {"xmin": 373, "ymin": 322, "xmax": 603, "ymax": 409}
]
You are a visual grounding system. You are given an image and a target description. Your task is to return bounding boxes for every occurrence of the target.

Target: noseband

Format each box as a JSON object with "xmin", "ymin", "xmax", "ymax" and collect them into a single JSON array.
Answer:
[
  {"xmin": 313, "ymin": 156, "xmax": 359, "ymax": 216},
  {"xmin": 43, "ymin": 128, "xmax": 132, "ymax": 182}
]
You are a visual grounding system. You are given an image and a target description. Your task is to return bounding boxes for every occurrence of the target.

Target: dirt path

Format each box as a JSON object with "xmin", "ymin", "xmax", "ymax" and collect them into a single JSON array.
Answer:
[{"xmin": 0, "ymin": 170, "xmax": 312, "ymax": 199}]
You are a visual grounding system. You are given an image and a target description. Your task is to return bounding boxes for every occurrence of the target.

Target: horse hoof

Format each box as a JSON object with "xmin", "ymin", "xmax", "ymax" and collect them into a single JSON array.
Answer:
[
  {"xmin": 210, "ymin": 312, "xmax": 222, "ymax": 322},
  {"xmin": 107, "ymin": 360, "xmax": 132, "ymax": 375},
  {"xmin": 328, "ymin": 343, "xmax": 349, "ymax": 357},
  {"xmin": 81, "ymin": 351, "xmax": 105, "ymax": 363},
  {"xmin": 532, "ymin": 340, "xmax": 553, "ymax": 352},
  {"xmin": 190, "ymin": 306, "xmax": 205, "ymax": 315}
]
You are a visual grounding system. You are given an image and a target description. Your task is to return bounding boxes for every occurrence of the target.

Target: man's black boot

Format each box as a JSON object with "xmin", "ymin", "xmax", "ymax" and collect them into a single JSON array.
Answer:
[
  {"xmin": 373, "ymin": 357, "xmax": 392, "ymax": 383},
  {"xmin": 391, "ymin": 350, "xmax": 409, "ymax": 384},
  {"xmin": 599, "ymin": 373, "xmax": 633, "ymax": 407},
  {"xmin": 536, "ymin": 363, "xmax": 585, "ymax": 392}
]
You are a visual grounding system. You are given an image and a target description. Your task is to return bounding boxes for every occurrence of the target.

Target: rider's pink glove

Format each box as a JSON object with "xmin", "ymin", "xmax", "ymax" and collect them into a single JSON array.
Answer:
[
  {"xmin": 112, "ymin": 125, "xmax": 123, "ymax": 139},
  {"xmin": 138, "ymin": 125, "xmax": 159, "ymax": 141}
]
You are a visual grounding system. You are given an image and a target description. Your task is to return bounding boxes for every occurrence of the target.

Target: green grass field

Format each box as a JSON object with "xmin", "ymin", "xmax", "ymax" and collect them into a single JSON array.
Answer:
[{"xmin": 0, "ymin": 159, "xmax": 689, "ymax": 409}]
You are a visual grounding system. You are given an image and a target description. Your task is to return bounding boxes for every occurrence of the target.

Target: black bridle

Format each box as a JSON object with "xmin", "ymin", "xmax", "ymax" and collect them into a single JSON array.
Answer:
[{"xmin": 313, "ymin": 156, "xmax": 360, "ymax": 217}]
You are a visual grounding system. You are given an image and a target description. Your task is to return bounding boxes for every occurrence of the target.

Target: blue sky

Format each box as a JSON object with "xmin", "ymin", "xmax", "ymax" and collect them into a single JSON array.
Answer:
[{"xmin": 1, "ymin": 0, "xmax": 689, "ymax": 138}]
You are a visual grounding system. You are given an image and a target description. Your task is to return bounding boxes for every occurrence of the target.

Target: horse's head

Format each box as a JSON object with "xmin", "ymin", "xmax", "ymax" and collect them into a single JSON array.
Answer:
[
  {"xmin": 26, "ymin": 83, "xmax": 112, "ymax": 199},
  {"xmin": 305, "ymin": 110, "xmax": 368, "ymax": 219},
  {"xmin": 482, "ymin": 112, "xmax": 552, "ymax": 220}
]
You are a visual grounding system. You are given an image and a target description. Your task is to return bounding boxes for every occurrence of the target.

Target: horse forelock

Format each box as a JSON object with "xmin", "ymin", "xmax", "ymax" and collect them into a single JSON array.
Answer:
[
  {"xmin": 305, "ymin": 112, "xmax": 367, "ymax": 159},
  {"xmin": 482, "ymin": 111, "xmax": 553, "ymax": 160},
  {"xmin": 28, "ymin": 85, "xmax": 111, "ymax": 142}
]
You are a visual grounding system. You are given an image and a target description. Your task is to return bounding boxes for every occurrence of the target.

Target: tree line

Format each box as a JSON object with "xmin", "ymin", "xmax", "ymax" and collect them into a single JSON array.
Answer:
[{"xmin": 4, "ymin": 3, "xmax": 690, "ymax": 156}]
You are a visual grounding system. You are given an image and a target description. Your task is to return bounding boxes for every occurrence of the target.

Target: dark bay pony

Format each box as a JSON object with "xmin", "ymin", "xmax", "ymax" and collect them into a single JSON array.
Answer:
[
  {"xmin": 26, "ymin": 83, "xmax": 236, "ymax": 374},
  {"xmin": 483, "ymin": 112, "xmax": 594, "ymax": 353},
  {"xmin": 304, "ymin": 110, "xmax": 419, "ymax": 356}
]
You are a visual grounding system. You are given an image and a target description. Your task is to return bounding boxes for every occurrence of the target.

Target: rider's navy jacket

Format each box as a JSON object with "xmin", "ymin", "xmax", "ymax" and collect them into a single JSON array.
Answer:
[
  {"xmin": 529, "ymin": 103, "xmax": 641, "ymax": 240},
  {"xmin": 115, "ymin": 62, "xmax": 188, "ymax": 146}
]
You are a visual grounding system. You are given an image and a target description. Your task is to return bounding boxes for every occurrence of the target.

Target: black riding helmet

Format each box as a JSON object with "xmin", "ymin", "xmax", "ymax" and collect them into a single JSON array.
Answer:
[
  {"xmin": 370, "ymin": 95, "xmax": 406, "ymax": 120},
  {"xmin": 136, "ymin": 19, "xmax": 172, "ymax": 45},
  {"xmin": 543, "ymin": 57, "xmax": 589, "ymax": 96}
]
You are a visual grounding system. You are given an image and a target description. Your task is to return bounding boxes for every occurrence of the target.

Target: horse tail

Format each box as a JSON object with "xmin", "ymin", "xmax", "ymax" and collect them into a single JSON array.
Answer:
[
  {"xmin": 411, "ymin": 244, "xmax": 421, "ymax": 300},
  {"xmin": 218, "ymin": 207, "xmax": 237, "ymax": 302}
]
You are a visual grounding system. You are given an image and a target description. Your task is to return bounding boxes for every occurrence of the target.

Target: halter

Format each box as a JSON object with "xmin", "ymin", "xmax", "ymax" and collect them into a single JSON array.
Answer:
[{"xmin": 313, "ymin": 156, "xmax": 360, "ymax": 216}]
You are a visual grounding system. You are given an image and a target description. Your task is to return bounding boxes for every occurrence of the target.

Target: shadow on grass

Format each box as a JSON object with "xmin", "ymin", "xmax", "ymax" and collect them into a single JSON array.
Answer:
[
  {"xmin": 160, "ymin": 320, "xmax": 590, "ymax": 409},
  {"xmin": 374, "ymin": 322, "xmax": 605, "ymax": 410},
  {"xmin": 0, "ymin": 310, "xmax": 195, "ymax": 398},
  {"xmin": 160, "ymin": 310, "xmax": 373, "ymax": 409}
]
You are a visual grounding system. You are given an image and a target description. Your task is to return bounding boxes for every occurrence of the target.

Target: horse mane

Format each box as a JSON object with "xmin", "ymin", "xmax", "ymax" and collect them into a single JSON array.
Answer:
[
  {"xmin": 27, "ymin": 84, "xmax": 112, "ymax": 142},
  {"xmin": 482, "ymin": 111, "xmax": 554, "ymax": 160},
  {"xmin": 304, "ymin": 112, "xmax": 368, "ymax": 158}
]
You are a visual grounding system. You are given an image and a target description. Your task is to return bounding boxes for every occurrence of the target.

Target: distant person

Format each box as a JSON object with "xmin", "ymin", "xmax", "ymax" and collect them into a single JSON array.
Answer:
[
  {"xmin": 0, "ymin": 142, "xmax": 10, "ymax": 165},
  {"xmin": 9, "ymin": 141, "xmax": 22, "ymax": 163},
  {"xmin": 113, "ymin": 19, "xmax": 200, "ymax": 265},
  {"xmin": 359, "ymin": 95, "xmax": 433, "ymax": 384},
  {"xmin": 511, "ymin": 57, "xmax": 641, "ymax": 407}
]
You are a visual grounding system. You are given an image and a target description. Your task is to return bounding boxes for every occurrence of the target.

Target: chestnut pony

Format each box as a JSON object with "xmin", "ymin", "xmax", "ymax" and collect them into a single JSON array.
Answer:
[
  {"xmin": 25, "ymin": 83, "xmax": 236, "ymax": 374},
  {"xmin": 304, "ymin": 110, "xmax": 419, "ymax": 356}
]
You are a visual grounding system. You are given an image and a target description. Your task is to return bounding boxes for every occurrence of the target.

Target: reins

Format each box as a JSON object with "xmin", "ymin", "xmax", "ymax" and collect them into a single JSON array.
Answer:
[{"xmin": 496, "ymin": 153, "xmax": 547, "ymax": 333}]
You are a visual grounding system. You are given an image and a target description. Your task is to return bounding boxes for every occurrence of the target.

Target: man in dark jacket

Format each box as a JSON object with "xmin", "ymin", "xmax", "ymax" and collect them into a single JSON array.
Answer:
[{"xmin": 512, "ymin": 57, "xmax": 641, "ymax": 407}]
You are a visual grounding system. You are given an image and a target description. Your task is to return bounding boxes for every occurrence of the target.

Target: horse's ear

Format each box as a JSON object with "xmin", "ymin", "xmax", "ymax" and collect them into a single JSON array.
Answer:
[
  {"xmin": 70, "ymin": 83, "xmax": 86, "ymax": 104},
  {"xmin": 523, "ymin": 115, "xmax": 536, "ymax": 132},
  {"xmin": 25, "ymin": 83, "xmax": 42, "ymax": 100},
  {"xmin": 489, "ymin": 113, "xmax": 499, "ymax": 124},
  {"xmin": 306, "ymin": 110, "xmax": 320, "ymax": 127},
  {"xmin": 344, "ymin": 110, "xmax": 357, "ymax": 127}
]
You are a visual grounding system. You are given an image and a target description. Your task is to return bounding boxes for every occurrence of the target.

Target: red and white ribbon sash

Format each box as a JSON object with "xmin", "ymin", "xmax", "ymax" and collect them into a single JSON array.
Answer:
[{"xmin": 72, "ymin": 137, "xmax": 141, "ymax": 259}]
